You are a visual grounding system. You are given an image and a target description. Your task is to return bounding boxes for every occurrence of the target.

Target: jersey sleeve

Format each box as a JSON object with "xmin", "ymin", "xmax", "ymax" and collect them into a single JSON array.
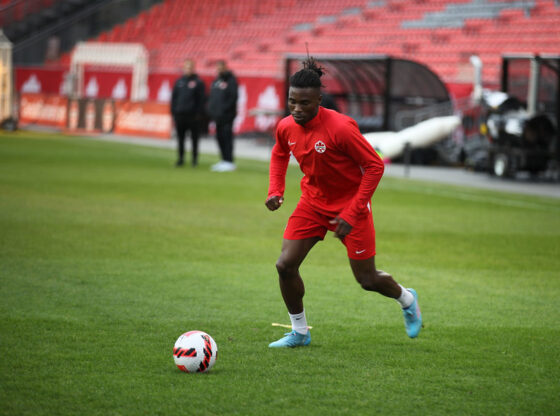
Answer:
[
  {"xmin": 267, "ymin": 123, "xmax": 291, "ymax": 199},
  {"xmin": 337, "ymin": 119, "xmax": 385, "ymax": 226}
]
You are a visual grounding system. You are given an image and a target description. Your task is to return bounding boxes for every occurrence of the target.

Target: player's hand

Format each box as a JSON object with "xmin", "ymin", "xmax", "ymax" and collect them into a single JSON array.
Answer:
[
  {"xmin": 265, "ymin": 196, "xmax": 284, "ymax": 211},
  {"xmin": 329, "ymin": 216, "xmax": 352, "ymax": 239}
]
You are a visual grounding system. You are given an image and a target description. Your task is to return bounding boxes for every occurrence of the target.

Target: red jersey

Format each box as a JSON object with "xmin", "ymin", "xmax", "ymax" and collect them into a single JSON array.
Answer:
[{"xmin": 268, "ymin": 107, "xmax": 385, "ymax": 226}]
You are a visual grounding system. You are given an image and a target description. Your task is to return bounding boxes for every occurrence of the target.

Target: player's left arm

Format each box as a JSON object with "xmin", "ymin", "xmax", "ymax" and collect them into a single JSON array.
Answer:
[{"xmin": 337, "ymin": 119, "xmax": 385, "ymax": 226}]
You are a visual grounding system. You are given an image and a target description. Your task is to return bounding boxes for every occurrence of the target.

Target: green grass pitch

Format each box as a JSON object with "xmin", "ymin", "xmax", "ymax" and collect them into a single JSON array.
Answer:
[{"xmin": 1, "ymin": 131, "xmax": 559, "ymax": 415}]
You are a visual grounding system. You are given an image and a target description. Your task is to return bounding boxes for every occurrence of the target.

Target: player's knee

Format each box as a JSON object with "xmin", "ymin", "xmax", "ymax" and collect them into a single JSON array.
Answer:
[{"xmin": 275, "ymin": 258, "xmax": 297, "ymax": 279}]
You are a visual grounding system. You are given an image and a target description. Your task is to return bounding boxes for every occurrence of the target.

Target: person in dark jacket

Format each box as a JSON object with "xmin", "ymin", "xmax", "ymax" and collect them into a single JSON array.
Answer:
[
  {"xmin": 208, "ymin": 60, "xmax": 238, "ymax": 172},
  {"xmin": 171, "ymin": 59, "xmax": 206, "ymax": 167}
]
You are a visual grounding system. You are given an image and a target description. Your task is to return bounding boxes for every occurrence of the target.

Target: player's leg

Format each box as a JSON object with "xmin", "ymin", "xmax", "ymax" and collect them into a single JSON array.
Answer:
[
  {"xmin": 342, "ymin": 212, "xmax": 422, "ymax": 338},
  {"xmin": 211, "ymin": 123, "xmax": 226, "ymax": 170},
  {"xmin": 349, "ymin": 257, "xmax": 422, "ymax": 338},
  {"xmin": 349, "ymin": 256, "xmax": 400, "ymax": 297},
  {"xmin": 188, "ymin": 117, "xmax": 200, "ymax": 166},
  {"xmin": 220, "ymin": 121, "xmax": 235, "ymax": 170},
  {"xmin": 269, "ymin": 237, "xmax": 320, "ymax": 348},
  {"xmin": 340, "ymin": 213, "xmax": 400, "ymax": 297},
  {"xmin": 215, "ymin": 124, "xmax": 223, "ymax": 159},
  {"xmin": 276, "ymin": 237, "xmax": 320, "ymax": 314},
  {"xmin": 174, "ymin": 115, "xmax": 187, "ymax": 166}
]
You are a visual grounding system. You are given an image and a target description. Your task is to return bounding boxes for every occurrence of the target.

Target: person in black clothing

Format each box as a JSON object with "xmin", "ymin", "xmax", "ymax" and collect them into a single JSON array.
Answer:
[
  {"xmin": 171, "ymin": 59, "xmax": 206, "ymax": 167},
  {"xmin": 208, "ymin": 60, "xmax": 238, "ymax": 172}
]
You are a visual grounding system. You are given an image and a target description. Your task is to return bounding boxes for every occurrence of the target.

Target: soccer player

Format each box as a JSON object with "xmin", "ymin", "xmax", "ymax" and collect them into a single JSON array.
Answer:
[{"xmin": 265, "ymin": 57, "xmax": 422, "ymax": 348}]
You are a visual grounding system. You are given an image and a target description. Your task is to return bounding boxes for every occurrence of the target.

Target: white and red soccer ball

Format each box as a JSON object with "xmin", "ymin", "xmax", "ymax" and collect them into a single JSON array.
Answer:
[{"xmin": 173, "ymin": 331, "xmax": 218, "ymax": 373}]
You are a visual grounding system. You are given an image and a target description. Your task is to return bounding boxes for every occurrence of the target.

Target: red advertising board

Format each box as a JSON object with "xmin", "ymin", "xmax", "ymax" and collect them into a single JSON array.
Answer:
[
  {"xmin": 15, "ymin": 67, "xmax": 67, "ymax": 95},
  {"xmin": 19, "ymin": 93, "xmax": 68, "ymax": 128},
  {"xmin": 113, "ymin": 101, "xmax": 171, "ymax": 139},
  {"xmin": 232, "ymin": 76, "xmax": 284, "ymax": 133},
  {"xmin": 83, "ymin": 67, "xmax": 133, "ymax": 100},
  {"xmin": 14, "ymin": 67, "xmax": 285, "ymax": 135}
]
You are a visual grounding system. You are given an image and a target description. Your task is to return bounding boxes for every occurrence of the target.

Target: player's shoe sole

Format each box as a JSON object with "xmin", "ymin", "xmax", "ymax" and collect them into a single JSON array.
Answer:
[
  {"xmin": 269, "ymin": 330, "xmax": 311, "ymax": 348},
  {"xmin": 403, "ymin": 288, "xmax": 422, "ymax": 338}
]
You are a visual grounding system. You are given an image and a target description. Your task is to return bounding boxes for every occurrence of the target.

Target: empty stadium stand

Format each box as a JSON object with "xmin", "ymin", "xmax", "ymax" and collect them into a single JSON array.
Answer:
[
  {"xmin": 1, "ymin": 0, "xmax": 85, "ymax": 40},
  {"xmin": 47, "ymin": 0, "xmax": 560, "ymax": 85},
  {"xmin": 4, "ymin": 0, "xmax": 162, "ymax": 65},
  {"xmin": 1, "ymin": 0, "xmax": 58, "ymax": 25}
]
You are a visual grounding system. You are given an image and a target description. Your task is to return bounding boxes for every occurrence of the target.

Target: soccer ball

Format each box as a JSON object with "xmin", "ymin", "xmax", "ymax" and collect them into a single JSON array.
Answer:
[{"xmin": 173, "ymin": 331, "xmax": 218, "ymax": 373}]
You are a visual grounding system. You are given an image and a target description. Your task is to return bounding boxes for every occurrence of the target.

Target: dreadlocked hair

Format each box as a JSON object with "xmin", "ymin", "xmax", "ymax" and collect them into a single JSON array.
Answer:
[{"xmin": 289, "ymin": 57, "xmax": 324, "ymax": 89}]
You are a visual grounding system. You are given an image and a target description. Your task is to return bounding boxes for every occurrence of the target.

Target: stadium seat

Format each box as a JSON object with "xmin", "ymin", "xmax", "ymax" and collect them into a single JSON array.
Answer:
[{"xmin": 55, "ymin": 0, "xmax": 560, "ymax": 84}]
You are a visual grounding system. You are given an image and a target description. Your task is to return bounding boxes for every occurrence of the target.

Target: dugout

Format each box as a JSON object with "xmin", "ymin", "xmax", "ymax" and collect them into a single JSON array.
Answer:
[{"xmin": 284, "ymin": 54, "xmax": 453, "ymax": 133}]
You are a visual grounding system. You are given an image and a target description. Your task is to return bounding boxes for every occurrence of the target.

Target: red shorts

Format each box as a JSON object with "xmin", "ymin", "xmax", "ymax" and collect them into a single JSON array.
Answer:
[{"xmin": 283, "ymin": 201, "xmax": 376, "ymax": 260}]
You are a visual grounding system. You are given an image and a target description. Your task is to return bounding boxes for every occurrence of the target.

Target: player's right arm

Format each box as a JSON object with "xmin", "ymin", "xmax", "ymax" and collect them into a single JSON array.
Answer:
[{"xmin": 266, "ymin": 122, "xmax": 291, "ymax": 211}]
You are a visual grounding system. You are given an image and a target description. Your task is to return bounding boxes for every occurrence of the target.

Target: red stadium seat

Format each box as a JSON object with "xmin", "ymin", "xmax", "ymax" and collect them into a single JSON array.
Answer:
[{"xmin": 55, "ymin": 0, "xmax": 560, "ymax": 84}]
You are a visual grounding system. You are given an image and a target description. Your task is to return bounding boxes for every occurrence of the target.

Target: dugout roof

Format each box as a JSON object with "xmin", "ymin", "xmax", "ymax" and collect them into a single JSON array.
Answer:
[{"xmin": 285, "ymin": 54, "xmax": 452, "ymax": 132}]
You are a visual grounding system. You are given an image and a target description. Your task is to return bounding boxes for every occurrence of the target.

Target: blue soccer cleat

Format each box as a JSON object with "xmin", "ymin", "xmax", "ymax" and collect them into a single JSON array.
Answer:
[
  {"xmin": 269, "ymin": 330, "xmax": 311, "ymax": 348},
  {"xmin": 402, "ymin": 288, "xmax": 422, "ymax": 338}
]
